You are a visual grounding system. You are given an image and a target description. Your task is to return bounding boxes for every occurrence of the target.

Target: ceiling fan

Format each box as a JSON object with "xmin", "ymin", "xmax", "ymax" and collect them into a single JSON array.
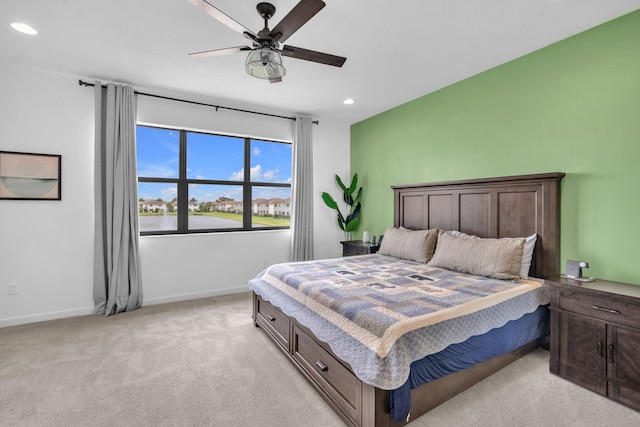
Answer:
[{"xmin": 187, "ymin": 0, "xmax": 347, "ymax": 83}]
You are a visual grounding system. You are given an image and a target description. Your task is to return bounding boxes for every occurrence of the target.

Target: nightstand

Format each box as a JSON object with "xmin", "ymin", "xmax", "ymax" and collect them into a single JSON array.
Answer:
[
  {"xmin": 340, "ymin": 240, "xmax": 380, "ymax": 257},
  {"xmin": 546, "ymin": 276, "xmax": 640, "ymax": 412}
]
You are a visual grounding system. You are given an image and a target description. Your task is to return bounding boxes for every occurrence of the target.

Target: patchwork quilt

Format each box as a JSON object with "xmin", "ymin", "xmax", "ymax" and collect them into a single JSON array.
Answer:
[{"xmin": 249, "ymin": 254, "xmax": 549, "ymax": 389}]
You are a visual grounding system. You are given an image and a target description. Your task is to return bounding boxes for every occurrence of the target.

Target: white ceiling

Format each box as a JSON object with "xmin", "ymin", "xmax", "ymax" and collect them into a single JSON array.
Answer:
[{"xmin": 2, "ymin": 0, "xmax": 639, "ymax": 124}]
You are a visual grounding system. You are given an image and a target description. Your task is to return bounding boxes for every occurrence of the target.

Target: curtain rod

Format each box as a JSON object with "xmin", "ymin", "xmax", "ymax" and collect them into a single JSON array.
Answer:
[{"xmin": 78, "ymin": 79, "xmax": 318, "ymax": 125}]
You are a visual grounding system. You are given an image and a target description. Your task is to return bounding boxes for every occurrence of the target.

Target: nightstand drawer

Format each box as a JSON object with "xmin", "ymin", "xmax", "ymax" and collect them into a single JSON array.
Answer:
[
  {"xmin": 340, "ymin": 240, "xmax": 380, "ymax": 257},
  {"xmin": 558, "ymin": 290, "xmax": 640, "ymax": 328},
  {"xmin": 344, "ymin": 246, "xmax": 368, "ymax": 256}
]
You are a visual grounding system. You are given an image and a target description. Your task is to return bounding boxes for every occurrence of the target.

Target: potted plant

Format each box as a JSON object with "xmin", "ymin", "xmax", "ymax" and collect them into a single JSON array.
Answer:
[{"xmin": 321, "ymin": 173, "xmax": 362, "ymax": 240}]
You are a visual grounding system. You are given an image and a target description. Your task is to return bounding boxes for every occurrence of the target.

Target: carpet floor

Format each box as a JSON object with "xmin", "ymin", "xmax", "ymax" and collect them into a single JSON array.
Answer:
[{"xmin": 1, "ymin": 292, "xmax": 639, "ymax": 426}]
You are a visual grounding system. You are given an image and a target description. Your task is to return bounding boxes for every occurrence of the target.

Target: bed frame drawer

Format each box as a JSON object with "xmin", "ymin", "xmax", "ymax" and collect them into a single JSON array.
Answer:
[
  {"xmin": 292, "ymin": 324, "xmax": 361, "ymax": 424},
  {"xmin": 255, "ymin": 295, "xmax": 290, "ymax": 351}
]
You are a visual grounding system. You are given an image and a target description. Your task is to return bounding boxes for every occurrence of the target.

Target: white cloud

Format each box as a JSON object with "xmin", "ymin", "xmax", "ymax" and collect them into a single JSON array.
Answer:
[
  {"xmin": 229, "ymin": 164, "xmax": 285, "ymax": 183},
  {"xmin": 161, "ymin": 187, "xmax": 177, "ymax": 199},
  {"xmin": 262, "ymin": 169, "xmax": 276, "ymax": 181},
  {"xmin": 230, "ymin": 168, "xmax": 245, "ymax": 181},
  {"xmin": 139, "ymin": 186, "xmax": 177, "ymax": 201},
  {"xmin": 137, "ymin": 162, "xmax": 177, "ymax": 178},
  {"xmin": 250, "ymin": 165, "xmax": 264, "ymax": 180}
]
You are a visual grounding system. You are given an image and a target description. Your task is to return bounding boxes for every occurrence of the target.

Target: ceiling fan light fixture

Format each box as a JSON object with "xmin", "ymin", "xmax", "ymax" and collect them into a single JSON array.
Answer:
[{"xmin": 246, "ymin": 48, "xmax": 286, "ymax": 80}]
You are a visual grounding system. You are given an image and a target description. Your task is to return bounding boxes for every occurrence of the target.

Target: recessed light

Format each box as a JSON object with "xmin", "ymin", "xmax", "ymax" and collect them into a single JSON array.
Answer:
[
  {"xmin": 11, "ymin": 22, "xmax": 38, "ymax": 35},
  {"xmin": 343, "ymin": 98, "xmax": 355, "ymax": 105}
]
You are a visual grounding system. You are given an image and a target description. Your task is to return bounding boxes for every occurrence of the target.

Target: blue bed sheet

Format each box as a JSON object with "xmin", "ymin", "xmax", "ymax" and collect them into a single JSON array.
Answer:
[{"xmin": 389, "ymin": 304, "xmax": 550, "ymax": 422}]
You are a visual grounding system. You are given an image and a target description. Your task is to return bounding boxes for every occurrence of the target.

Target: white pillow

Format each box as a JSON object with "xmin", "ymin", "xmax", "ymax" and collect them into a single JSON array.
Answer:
[{"xmin": 448, "ymin": 231, "xmax": 537, "ymax": 279}]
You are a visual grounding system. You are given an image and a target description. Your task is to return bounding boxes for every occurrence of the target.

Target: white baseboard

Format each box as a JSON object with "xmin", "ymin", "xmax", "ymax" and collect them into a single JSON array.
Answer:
[
  {"xmin": 143, "ymin": 285, "xmax": 249, "ymax": 306},
  {"xmin": 0, "ymin": 306, "xmax": 96, "ymax": 328},
  {"xmin": 0, "ymin": 285, "xmax": 250, "ymax": 328}
]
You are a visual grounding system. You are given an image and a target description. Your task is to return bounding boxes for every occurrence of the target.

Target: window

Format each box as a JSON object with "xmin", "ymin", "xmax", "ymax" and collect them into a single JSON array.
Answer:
[{"xmin": 136, "ymin": 125, "xmax": 291, "ymax": 235}]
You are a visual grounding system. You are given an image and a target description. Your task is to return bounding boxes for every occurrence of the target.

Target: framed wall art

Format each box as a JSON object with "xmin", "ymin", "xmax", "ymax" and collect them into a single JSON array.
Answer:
[{"xmin": 0, "ymin": 151, "xmax": 61, "ymax": 200}]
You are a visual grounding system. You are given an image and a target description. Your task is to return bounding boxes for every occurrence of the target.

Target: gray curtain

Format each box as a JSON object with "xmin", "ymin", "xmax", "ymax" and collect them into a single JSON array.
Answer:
[
  {"xmin": 93, "ymin": 82, "xmax": 143, "ymax": 315},
  {"xmin": 290, "ymin": 115, "xmax": 314, "ymax": 261}
]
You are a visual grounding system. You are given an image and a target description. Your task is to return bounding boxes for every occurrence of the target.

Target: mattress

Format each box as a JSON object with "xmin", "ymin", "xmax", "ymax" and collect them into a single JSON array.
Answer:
[{"xmin": 248, "ymin": 254, "xmax": 550, "ymax": 390}]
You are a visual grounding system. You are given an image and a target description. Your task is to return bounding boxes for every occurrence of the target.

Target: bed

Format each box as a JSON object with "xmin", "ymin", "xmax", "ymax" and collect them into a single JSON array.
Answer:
[{"xmin": 249, "ymin": 172, "xmax": 564, "ymax": 427}]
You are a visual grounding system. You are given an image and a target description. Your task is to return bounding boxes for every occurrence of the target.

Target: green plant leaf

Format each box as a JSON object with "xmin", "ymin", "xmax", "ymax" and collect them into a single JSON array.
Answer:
[
  {"xmin": 335, "ymin": 174, "xmax": 348, "ymax": 193},
  {"xmin": 352, "ymin": 187, "xmax": 363, "ymax": 205},
  {"xmin": 351, "ymin": 202, "xmax": 361, "ymax": 219},
  {"xmin": 345, "ymin": 217, "xmax": 360, "ymax": 232},
  {"xmin": 322, "ymin": 172, "xmax": 363, "ymax": 236},
  {"xmin": 348, "ymin": 173, "xmax": 358, "ymax": 194},
  {"xmin": 321, "ymin": 192, "xmax": 338, "ymax": 210}
]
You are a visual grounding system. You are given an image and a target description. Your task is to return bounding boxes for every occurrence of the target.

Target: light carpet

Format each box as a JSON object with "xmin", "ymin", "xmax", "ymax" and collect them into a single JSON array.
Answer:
[{"xmin": 1, "ymin": 292, "xmax": 639, "ymax": 427}]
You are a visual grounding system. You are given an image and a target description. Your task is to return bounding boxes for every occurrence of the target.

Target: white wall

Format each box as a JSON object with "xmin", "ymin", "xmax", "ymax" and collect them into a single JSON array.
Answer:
[
  {"xmin": 312, "ymin": 121, "xmax": 352, "ymax": 259},
  {"xmin": 0, "ymin": 62, "xmax": 350, "ymax": 326}
]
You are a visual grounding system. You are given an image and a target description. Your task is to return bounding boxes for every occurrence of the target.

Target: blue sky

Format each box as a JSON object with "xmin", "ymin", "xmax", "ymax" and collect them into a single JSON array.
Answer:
[{"xmin": 136, "ymin": 126, "xmax": 291, "ymax": 203}]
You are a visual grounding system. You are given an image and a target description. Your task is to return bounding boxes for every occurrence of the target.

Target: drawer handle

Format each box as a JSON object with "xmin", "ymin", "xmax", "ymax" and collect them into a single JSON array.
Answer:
[
  {"xmin": 598, "ymin": 341, "xmax": 603, "ymax": 357},
  {"xmin": 608, "ymin": 344, "xmax": 614, "ymax": 363},
  {"xmin": 267, "ymin": 315, "xmax": 276, "ymax": 322},
  {"xmin": 591, "ymin": 306, "xmax": 620, "ymax": 314},
  {"xmin": 315, "ymin": 360, "xmax": 328, "ymax": 372}
]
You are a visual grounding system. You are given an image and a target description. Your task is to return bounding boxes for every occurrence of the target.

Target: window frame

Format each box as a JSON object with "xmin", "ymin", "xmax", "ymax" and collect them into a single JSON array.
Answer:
[{"xmin": 137, "ymin": 124, "xmax": 292, "ymax": 236}]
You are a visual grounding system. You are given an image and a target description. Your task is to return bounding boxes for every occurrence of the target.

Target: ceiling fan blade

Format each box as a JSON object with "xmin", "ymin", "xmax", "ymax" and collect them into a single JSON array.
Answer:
[
  {"xmin": 281, "ymin": 45, "xmax": 346, "ymax": 67},
  {"xmin": 269, "ymin": 0, "xmax": 326, "ymax": 43},
  {"xmin": 187, "ymin": 0, "xmax": 258, "ymax": 41},
  {"xmin": 189, "ymin": 46, "xmax": 253, "ymax": 59}
]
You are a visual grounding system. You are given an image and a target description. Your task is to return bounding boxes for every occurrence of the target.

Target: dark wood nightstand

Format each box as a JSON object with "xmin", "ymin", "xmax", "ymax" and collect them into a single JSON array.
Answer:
[
  {"xmin": 340, "ymin": 240, "xmax": 380, "ymax": 257},
  {"xmin": 546, "ymin": 276, "xmax": 640, "ymax": 412}
]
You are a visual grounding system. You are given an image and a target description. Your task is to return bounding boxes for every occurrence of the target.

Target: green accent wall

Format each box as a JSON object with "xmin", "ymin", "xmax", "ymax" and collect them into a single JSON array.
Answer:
[{"xmin": 351, "ymin": 10, "xmax": 640, "ymax": 284}]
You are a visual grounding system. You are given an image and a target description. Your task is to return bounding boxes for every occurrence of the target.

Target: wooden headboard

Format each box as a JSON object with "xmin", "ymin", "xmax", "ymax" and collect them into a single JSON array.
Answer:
[{"xmin": 392, "ymin": 172, "xmax": 565, "ymax": 279}]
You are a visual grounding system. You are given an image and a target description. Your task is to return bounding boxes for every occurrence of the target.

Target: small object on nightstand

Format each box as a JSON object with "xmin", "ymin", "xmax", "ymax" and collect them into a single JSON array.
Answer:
[
  {"xmin": 362, "ymin": 231, "xmax": 370, "ymax": 243},
  {"xmin": 560, "ymin": 259, "xmax": 595, "ymax": 282}
]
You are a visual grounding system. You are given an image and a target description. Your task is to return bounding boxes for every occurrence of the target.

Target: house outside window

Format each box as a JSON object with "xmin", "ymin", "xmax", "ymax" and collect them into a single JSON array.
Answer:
[{"xmin": 136, "ymin": 125, "xmax": 291, "ymax": 235}]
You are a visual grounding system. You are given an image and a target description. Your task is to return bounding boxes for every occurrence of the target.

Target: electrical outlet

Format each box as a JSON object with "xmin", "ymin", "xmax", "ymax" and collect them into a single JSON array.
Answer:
[{"xmin": 8, "ymin": 283, "xmax": 18, "ymax": 295}]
